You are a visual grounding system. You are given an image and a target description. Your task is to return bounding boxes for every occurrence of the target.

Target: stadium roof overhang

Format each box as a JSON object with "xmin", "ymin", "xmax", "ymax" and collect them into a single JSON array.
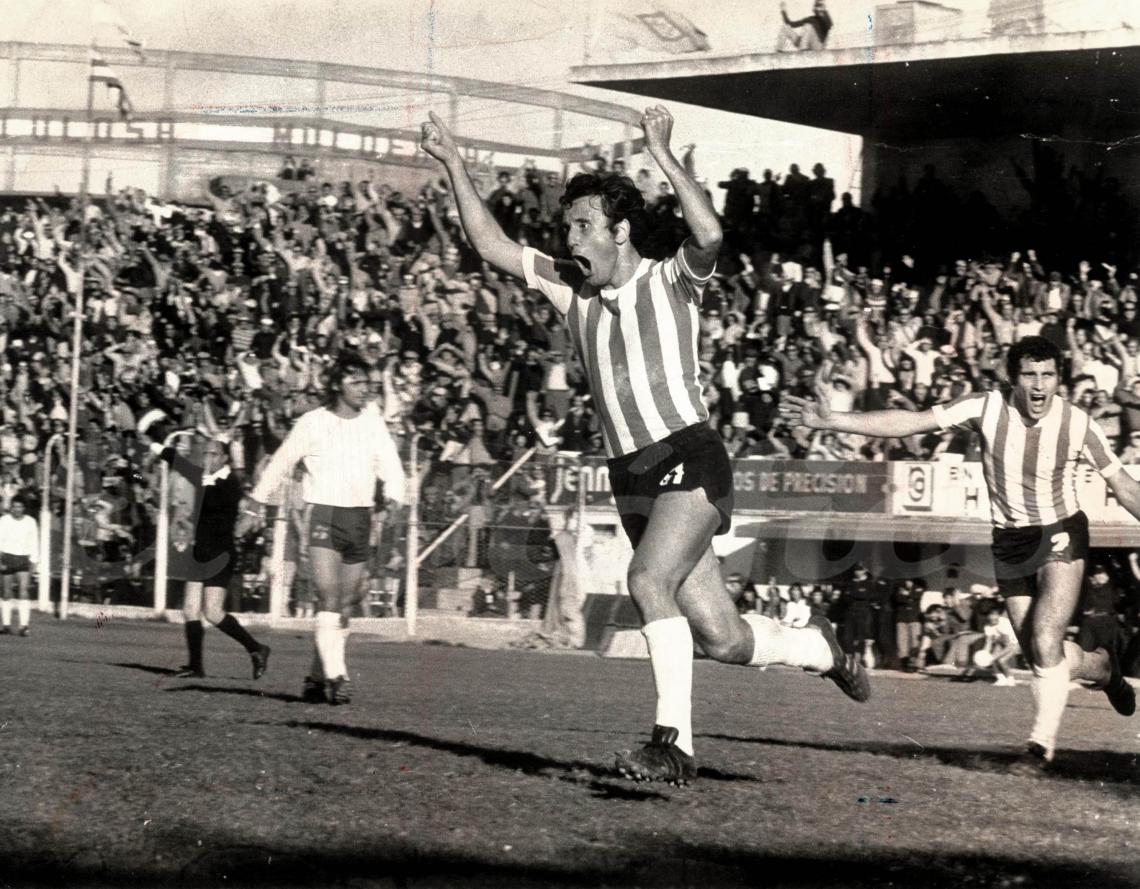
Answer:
[{"xmin": 571, "ymin": 28, "xmax": 1140, "ymax": 142}]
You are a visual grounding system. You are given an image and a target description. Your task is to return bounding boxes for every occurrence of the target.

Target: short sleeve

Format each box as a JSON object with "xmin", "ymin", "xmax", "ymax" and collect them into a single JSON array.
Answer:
[
  {"xmin": 658, "ymin": 249, "xmax": 714, "ymax": 307},
  {"xmin": 1082, "ymin": 415, "xmax": 1124, "ymax": 479},
  {"xmin": 522, "ymin": 246, "xmax": 579, "ymax": 317},
  {"xmin": 931, "ymin": 393, "xmax": 987, "ymax": 431}
]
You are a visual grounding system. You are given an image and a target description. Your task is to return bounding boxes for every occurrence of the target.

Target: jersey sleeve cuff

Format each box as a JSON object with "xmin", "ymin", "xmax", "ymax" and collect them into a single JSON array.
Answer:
[
  {"xmin": 677, "ymin": 243, "xmax": 716, "ymax": 283},
  {"xmin": 1102, "ymin": 458, "xmax": 1124, "ymax": 480},
  {"xmin": 930, "ymin": 403, "xmax": 950, "ymax": 431},
  {"xmin": 521, "ymin": 246, "xmax": 539, "ymax": 290}
]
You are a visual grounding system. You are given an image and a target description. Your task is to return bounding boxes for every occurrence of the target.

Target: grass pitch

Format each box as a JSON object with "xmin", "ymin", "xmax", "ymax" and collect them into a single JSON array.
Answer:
[{"xmin": 1, "ymin": 619, "xmax": 1138, "ymax": 889}]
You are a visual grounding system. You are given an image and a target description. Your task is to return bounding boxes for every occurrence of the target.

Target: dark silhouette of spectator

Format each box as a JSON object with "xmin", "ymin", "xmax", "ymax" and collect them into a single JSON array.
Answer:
[{"xmin": 777, "ymin": 0, "xmax": 833, "ymax": 51}]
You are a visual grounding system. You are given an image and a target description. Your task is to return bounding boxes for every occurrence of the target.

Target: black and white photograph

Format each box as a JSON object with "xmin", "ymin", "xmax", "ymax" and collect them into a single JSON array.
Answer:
[{"xmin": 1, "ymin": 1, "xmax": 1138, "ymax": 887}]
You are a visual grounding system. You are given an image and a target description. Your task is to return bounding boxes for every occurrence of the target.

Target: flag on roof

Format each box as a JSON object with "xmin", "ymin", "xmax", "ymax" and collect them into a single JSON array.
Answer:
[
  {"xmin": 89, "ymin": 50, "xmax": 134, "ymax": 122},
  {"xmin": 611, "ymin": 2, "xmax": 710, "ymax": 55}
]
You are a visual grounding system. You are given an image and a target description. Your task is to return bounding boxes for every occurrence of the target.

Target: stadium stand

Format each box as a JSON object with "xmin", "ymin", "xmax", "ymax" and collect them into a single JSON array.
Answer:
[{"xmin": 1, "ymin": 137, "xmax": 1138, "ymax": 673}]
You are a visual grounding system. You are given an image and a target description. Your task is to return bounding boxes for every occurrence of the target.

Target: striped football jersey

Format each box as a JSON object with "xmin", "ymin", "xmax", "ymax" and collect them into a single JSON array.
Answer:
[
  {"xmin": 522, "ymin": 245, "xmax": 711, "ymax": 458},
  {"xmin": 933, "ymin": 391, "xmax": 1122, "ymax": 528}
]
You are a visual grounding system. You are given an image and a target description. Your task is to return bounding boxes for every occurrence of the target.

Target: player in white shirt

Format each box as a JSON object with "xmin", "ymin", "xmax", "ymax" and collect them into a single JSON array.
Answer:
[
  {"xmin": 0, "ymin": 497, "xmax": 38, "ymax": 636},
  {"xmin": 238, "ymin": 354, "xmax": 406, "ymax": 705},
  {"xmin": 783, "ymin": 336, "xmax": 1140, "ymax": 773}
]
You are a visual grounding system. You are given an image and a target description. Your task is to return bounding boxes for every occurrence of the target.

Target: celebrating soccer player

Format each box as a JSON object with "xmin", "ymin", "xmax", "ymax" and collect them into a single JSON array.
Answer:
[
  {"xmin": 421, "ymin": 104, "xmax": 869, "ymax": 786},
  {"xmin": 238, "ymin": 353, "xmax": 406, "ymax": 705},
  {"xmin": 782, "ymin": 335, "xmax": 1138, "ymax": 773}
]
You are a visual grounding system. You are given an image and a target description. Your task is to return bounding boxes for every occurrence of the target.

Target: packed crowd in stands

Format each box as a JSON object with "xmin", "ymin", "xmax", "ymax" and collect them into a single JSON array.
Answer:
[{"xmin": 0, "ymin": 142, "xmax": 1137, "ymax": 662}]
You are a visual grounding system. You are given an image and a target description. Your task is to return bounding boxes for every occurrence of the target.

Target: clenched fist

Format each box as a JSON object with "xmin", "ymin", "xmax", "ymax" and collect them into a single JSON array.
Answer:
[
  {"xmin": 420, "ymin": 111, "xmax": 459, "ymax": 166},
  {"xmin": 640, "ymin": 105, "xmax": 674, "ymax": 157}
]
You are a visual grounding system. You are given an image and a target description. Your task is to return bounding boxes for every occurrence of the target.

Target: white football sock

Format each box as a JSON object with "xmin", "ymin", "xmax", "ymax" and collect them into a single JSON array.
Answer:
[
  {"xmin": 17, "ymin": 599, "xmax": 30, "ymax": 627},
  {"xmin": 1029, "ymin": 661, "xmax": 1070, "ymax": 760},
  {"xmin": 641, "ymin": 616, "xmax": 694, "ymax": 755},
  {"xmin": 334, "ymin": 626, "xmax": 351, "ymax": 680},
  {"xmin": 742, "ymin": 613, "xmax": 833, "ymax": 672},
  {"xmin": 314, "ymin": 611, "xmax": 341, "ymax": 679},
  {"xmin": 0, "ymin": 599, "xmax": 11, "ymax": 628}
]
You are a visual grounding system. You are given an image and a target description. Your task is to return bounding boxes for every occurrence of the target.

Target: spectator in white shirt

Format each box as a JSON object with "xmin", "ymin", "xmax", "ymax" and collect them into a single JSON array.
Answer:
[
  {"xmin": 0, "ymin": 497, "xmax": 38, "ymax": 637},
  {"xmin": 902, "ymin": 337, "xmax": 938, "ymax": 388}
]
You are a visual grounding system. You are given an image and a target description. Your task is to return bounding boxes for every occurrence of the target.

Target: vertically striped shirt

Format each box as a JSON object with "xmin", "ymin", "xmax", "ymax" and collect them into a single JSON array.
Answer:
[
  {"xmin": 252, "ymin": 401, "xmax": 407, "ymax": 508},
  {"xmin": 933, "ymin": 391, "xmax": 1122, "ymax": 528},
  {"xmin": 522, "ymin": 246, "xmax": 710, "ymax": 458}
]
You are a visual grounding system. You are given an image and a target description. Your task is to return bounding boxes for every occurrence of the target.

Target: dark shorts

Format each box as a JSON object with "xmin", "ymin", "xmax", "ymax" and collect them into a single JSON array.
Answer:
[
  {"xmin": 198, "ymin": 549, "xmax": 236, "ymax": 589},
  {"xmin": 170, "ymin": 546, "xmax": 234, "ymax": 588},
  {"xmin": 0, "ymin": 553, "xmax": 31, "ymax": 575},
  {"xmin": 306, "ymin": 504, "xmax": 371, "ymax": 565},
  {"xmin": 607, "ymin": 423, "xmax": 734, "ymax": 549},
  {"xmin": 991, "ymin": 511, "xmax": 1089, "ymax": 598}
]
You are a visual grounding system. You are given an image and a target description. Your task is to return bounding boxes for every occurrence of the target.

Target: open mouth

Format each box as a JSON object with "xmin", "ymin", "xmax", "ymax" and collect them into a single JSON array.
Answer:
[
  {"xmin": 572, "ymin": 254, "xmax": 592, "ymax": 274},
  {"xmin": 1029, "ymin": 393, "xmax": 1047, "ymax": 410}
]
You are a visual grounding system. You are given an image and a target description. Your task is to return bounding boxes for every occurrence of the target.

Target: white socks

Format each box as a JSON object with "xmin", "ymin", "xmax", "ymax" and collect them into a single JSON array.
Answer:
[
  {"xmin": 338, "ymin": 625, "xmax": 351, "ymax": 679},
  {"xmin": 1029, "ymin": 661, "xmax": 1070, "ymax": 759},
  {"xmin": 17, "ymin": 599, "xmax": 29, "ymax": 628},
  {"xmin": 642, "ymin": 617, "xmax": 694, "ymax": 755},
  {"xmin": 314, "ymin": 611, "xmax": 346, "ymax": 680},
  {"xmin": 0, "ymin": 600, "xmax": 10, "ymax": 627},
  {"xmin": 742, "ymin": 613, "xmax": 833, "ymax": 672}
]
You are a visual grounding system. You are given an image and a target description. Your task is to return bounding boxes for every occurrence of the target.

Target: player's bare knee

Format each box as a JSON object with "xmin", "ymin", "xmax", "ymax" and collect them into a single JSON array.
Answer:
[
  {"xmin": 695, "ymin": 622, "xmax": 750, "ymax": 664},
  {"xmin": 202, "ymin": 605, "xmax": 226, "ymax": 625},
  {"xmin": 1031, "ymin": 631, "xmax": 1065, "ymax": 667},
  {"xmin": 627, "ymin": 563, "xmax": 684, "ymax": 611},
  {"xmin": 314, "ymin": 590, "xmax": 340, "ymax": 613}
]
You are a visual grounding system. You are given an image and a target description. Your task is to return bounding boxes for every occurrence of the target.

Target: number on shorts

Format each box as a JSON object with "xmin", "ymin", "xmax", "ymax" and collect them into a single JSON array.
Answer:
[{"xmin": 659, "ymin": 464, "xmax": 686, "ymax": 487}]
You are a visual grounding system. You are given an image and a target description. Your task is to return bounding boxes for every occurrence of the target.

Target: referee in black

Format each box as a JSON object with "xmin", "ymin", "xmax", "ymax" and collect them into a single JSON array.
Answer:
[{"xmin": 146, "ymin": 429, "xmax": 271, "ymax": 680}]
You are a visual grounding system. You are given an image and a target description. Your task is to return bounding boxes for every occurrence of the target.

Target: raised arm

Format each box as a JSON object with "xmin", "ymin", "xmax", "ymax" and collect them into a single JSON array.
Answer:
[
  {"xmin": 979, "ymin": 288, "xmax": 1001, "ymax": 330},
  {"xmin": 853, "ymin": 315, "xmax": 877, "ymax": 356},
  {"xmin": 642, "ymin": 105, "xmax": 722, "ymax": 276},
  {"xmin": 420, "ymin": 112, "xmax": 525, "ymax": 279}
]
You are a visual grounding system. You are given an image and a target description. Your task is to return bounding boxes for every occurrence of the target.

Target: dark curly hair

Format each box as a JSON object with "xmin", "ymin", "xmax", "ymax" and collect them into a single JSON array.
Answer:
[
  {"xmin": 560, "ymin": 173, "xmax": 651, "ymax": 254},
  {"xmin": 1006, "ymin": 335, "xmax": 1062, "ymax": 383},
  {"xmin": 326, "ymin": 351, "xmax": 371, "ymax": 405}
]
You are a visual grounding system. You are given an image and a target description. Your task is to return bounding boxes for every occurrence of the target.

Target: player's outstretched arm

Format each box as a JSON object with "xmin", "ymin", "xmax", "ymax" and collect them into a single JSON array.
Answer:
[
  {"xmin": 641, "ymin": 105, "xmax": 721, "ymax": 277},
  {"xmin": 780, "ymin": 385, "xmax": 942, "ymax": 438},
  {"xmin": 420, "ymin": 112, "xmax": 525, "ymax": 280},
  {"xmin": 1106, "ymin": 471, "xmax": 1140, "ymax": 523}
]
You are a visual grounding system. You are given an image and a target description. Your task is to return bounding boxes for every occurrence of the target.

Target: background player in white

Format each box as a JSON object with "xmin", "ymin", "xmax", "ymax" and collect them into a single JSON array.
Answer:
[
  {"xmin": 237, "ymin": 354, "xmax": 406, "ymax": 705},
  {"xmin": 782, "ymin": 336, "xmax": 1138, "ymax": 772},
  {"xmin": 0, "ymin": 496, "xmax": 38, "ymax": 636},
  {"xmin": 421, "ymin": 105, "xmax": 868, "ymax": 786}
]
